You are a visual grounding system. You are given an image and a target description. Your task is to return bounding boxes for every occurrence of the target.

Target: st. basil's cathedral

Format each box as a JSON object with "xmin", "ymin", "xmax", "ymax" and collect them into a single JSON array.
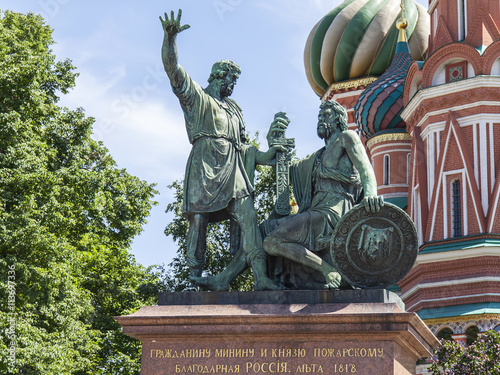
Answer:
[{"xmin": 304, "ymin": 0, "xmax": 500, "ymax": 373}]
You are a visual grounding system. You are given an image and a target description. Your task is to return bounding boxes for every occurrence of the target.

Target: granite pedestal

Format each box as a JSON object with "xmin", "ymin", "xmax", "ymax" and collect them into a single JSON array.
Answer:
[{"xmin": 115, "ymin": 290, "xmax": 438, "ymax": 375}]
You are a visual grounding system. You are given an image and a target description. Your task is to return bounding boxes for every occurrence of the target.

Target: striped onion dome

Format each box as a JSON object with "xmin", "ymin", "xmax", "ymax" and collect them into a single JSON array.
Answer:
[
  {"xmin": 304, "ymin": 0, "xmax": 429, "ymax": 96},
  {"xmin": 355, "ymin": 39, "xmax": 412, "ymax": 138}
]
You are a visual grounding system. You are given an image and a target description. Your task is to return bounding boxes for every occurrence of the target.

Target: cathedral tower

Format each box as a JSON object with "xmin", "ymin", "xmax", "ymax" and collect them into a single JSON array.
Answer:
[
  {"xmin": 399, "ymin": 0, "xmax": 500, "ymax": 355},
  {"xmin": 304, "ymin": 0, "xmax": 429, "ymax": 137}
]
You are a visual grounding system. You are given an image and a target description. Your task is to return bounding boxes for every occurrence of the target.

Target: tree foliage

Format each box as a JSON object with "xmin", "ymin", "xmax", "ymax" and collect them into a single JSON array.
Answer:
[
  {"xmin": 0, "ymin": 10, "xmax": 159, "ymax": 374},
  {"xmin": 428, "ymin": 330, "xmax": 500, "ymax": 375}
]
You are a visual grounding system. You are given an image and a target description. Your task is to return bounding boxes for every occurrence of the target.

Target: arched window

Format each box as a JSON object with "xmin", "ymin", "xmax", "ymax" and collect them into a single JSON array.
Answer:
[
  {"xmin": 436, "ymin": 328, "xmax": 455, "ymax": 361},
  {"xmin": 437, "ymin": 327, "xmax": 454, "ymax": 342},
  {"xmin": 452, "ymin": 180, "xmax": 462, "ymax": 237},
  {"xmin": 383, "ymin": 154, "xmax": 390, "ymax": 185},
  {"xmin": 494, "ymin": 325, "xmax": 500, "ymax": 333},
  {"xmin": 466, "ymin": 325, "xmax": 479, "ymax": 346}
]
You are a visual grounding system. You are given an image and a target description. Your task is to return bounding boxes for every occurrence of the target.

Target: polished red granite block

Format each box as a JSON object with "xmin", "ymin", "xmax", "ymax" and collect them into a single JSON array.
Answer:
[{"xmin": 115, "ymin": 290, "xmax": 438, "ymax": 375}]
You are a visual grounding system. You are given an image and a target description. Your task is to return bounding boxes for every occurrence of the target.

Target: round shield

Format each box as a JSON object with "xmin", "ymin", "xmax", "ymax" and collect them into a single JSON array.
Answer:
[{"xmin": 330, "ymin": 202, "xmax": 418, "ymax": 289}]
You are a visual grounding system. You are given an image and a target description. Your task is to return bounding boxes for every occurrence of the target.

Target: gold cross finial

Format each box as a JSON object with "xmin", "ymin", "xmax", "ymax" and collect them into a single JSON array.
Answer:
[{"xmin": 397, "ymin": 0, "xmax": 408, "ymax": 42}]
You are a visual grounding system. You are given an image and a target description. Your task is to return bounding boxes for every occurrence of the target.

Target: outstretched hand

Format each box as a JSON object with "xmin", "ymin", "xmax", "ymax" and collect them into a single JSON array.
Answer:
[{"xmin": 160, "ymin": 9, "xmax": 190, "ymax": 38}]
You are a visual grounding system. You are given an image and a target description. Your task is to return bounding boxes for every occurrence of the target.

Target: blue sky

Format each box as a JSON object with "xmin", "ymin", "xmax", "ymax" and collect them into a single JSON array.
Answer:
[{"xmin": 2, "ymin": 0, "xmax": 428, "ymax": 268}]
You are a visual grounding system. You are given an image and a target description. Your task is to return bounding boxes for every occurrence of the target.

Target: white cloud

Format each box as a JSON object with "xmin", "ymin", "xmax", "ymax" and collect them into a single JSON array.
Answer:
[
  {"xmin": 58, "ymin": 61, "xmax": 189, "ymax": 185},
  {"xmin": 108, "ymin": 100, "xmax": 190, "ymax": 182},
  {"xmin": 56, "ymin": 62, "xmax": 189, "ymax": 267}
]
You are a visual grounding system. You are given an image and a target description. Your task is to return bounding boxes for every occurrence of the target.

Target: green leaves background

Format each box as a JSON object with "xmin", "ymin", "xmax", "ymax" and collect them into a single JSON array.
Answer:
[{"xmin": 0, "ymin": 10, "xmax": 159, "ymax": 374}]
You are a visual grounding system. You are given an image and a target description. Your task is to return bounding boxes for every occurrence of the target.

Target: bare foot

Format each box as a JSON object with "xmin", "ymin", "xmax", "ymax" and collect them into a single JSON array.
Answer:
[
  {"xmin": 189, "ymin": 275, "xmax": 230, "ymax": 291},
  {"xmin": 324, "ymin": 272, "xmax": 341, "ymax": 289}
]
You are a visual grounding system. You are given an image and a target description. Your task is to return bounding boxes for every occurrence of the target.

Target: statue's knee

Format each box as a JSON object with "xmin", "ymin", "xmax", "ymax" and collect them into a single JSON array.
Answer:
[{"xmin": 263, "ymin": 236, "xmax": 281, "ymax": 256}]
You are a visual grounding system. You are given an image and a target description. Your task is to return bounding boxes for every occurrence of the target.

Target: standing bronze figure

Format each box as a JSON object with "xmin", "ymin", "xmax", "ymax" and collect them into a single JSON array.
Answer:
[{"xmin": 160, "ymin": 10, "xmax": 284, "ymax": 290}]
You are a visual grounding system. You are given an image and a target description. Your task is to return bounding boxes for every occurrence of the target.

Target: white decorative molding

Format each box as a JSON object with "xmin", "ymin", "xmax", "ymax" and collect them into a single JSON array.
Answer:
[
  {"xmin": 489, "ymin": 180, "xmax": 500, "ymax": 232},
  {"xmin": 491, "ymin": 57, "xmax": 500, "ymax": 75},
  {"xmin": 401, "ymin": 276, "xmax": 500, "ymax": 301},
  {"xmin": 322, "ymin": 77, "xmax": 377, "ymax": 101},
  {"xmin": 428, "ymin": 0, "xmax": 438, "ymax": 13},
  {"xmin": 407, "ymin": 153, "xmax": 411, "ymax": 184},
  {"xmin": 420, "ymin": 121, "xmax": 445, "ymax": 142},
  {"xmin": 457, "ymin": 113, "xmax": 500, "ymax": 126},
  {"xmin": 370, "ymin": 147, "xmax": 413, "ymax": 158},
  {"xmin": 473, "ymin": 123, "xmax": 479, "ymax": 187},
  {"xmin": 401, "ymin": 76, "xmax": 500, "ymax": 122},
  {"xmin": 479, "ymin": 122, "xmax": 489, "ymax": 214},
  {"xmin": 413, "ymin": 184, "xmax": 423, "ymax": 246},
  {"xmin": 366, "ymin": 132, "xmax": 412, "ymax": 148},
  {"xmin": 330, "ymin": 90, "xmax": 365, "ymax": 100},
  {"xmin": 414, "ymin": 101, "xmax": 500, "ymax": 130},
  {"xmin": 407, "ymin": 293, "xmax": 500, "ymax": 311},
  {"xmin": 429, "ymin": 119, "xmax": 484, "ymax": 240},
  {"xmin": 427, "ymin": 131, "xmax": 435, "ymax": 206},
  {"xmin": 414, "ymin": 246, "xmax": 500, "ymax": 265},
  {"xmin": 490, "ymin": 123, "xmax": 495, "ymax": 193}
]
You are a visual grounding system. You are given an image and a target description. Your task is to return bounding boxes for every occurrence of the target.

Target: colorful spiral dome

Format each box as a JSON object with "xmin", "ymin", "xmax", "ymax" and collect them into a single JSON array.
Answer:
[
  {"xmin": 355, "ymin": 39, "xmax": 412, "ymax": 138},
  {"xmin": 304, "ymin": 0, "xmax": 429, "ymax": 96}
]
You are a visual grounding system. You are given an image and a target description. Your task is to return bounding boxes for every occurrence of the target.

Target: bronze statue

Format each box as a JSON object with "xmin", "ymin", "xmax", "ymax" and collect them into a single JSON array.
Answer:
[
  {"xmin": 262, "ymin": 100, "xmax": 383, "ymax": 289},
  {"xmin": 191, "ymin": 100, "xmax": 383, "ymax": 290},
  {"xmin": 160, "ymin": 10, "xmax": 285, "ymax": 291}
]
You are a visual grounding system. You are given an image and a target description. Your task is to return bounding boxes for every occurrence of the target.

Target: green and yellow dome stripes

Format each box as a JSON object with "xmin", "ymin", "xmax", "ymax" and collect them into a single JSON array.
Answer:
[{"xmin": 304, "ymin": 0, "xmax": 429, "ymax": 96}]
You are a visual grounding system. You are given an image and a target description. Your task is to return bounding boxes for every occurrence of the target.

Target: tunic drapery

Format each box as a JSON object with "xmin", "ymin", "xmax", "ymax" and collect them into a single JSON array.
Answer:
[
  {"xmin": 172, "ymin": 68, "xmax": 256, "ymax": 222},
  {"xmin": 265, "ymin": 147, "xmax": 363, "ymax": 289},
  {"xmin": 289, "ymin": 148, "xmax": 363, "ymax": 251}
]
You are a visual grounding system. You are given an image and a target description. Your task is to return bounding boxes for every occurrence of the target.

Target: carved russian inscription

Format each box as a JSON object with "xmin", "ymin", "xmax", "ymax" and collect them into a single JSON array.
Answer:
[{"xmin": 145, "ymin": 342, "xmax": 389, "ymax": 374}]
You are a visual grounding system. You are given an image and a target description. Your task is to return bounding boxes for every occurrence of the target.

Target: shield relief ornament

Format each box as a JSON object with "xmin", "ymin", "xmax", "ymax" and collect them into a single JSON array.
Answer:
[{"xmin": 331, "ymin": 203, "xmax": 419, "ymax": 289}]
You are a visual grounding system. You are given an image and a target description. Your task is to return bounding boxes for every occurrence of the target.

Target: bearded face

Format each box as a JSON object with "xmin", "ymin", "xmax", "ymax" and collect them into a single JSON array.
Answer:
[
  {"xmin": 219, "ymin": 72, "xmax": 238, "ymax": 98},
  {"xmin": 317, "ymin": 107, "xmax": 336, "ymax": 140},
  {"xmin": 317, "ymin": 123, "xmax": 333, "ymax": 139}
]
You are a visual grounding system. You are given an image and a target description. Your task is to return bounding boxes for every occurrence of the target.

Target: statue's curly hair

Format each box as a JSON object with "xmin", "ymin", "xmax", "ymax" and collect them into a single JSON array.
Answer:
[
  {"xmin": 320, "ymin": 100, "xmax": 348, "ymax": 131},
  {"xmin": 208, "ymin": 60, "xmax": 241, "ymax": 83}
]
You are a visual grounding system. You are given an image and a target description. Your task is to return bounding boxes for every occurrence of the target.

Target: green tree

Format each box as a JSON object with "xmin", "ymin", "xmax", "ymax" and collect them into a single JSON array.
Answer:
[
  {"xmin": 428, "ymin": 330, "xmax": 500, "ymax": 374},
  {"xmin": 0, "ymin": 10, "xmax": 159, "ymax": 374},
  {"xmin": 164, "ymin": 142, "xmax": 279, "ymax": 292}
]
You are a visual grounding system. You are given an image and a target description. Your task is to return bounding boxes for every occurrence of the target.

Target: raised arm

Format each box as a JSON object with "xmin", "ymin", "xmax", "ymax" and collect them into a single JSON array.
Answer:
[
  {"xmin": 343, "ymin": 131, "xmax": 383, "ymax": 212},
  {"xmin": 160, "ymin": 9, "xmax": 190, "ymax": 87}
]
